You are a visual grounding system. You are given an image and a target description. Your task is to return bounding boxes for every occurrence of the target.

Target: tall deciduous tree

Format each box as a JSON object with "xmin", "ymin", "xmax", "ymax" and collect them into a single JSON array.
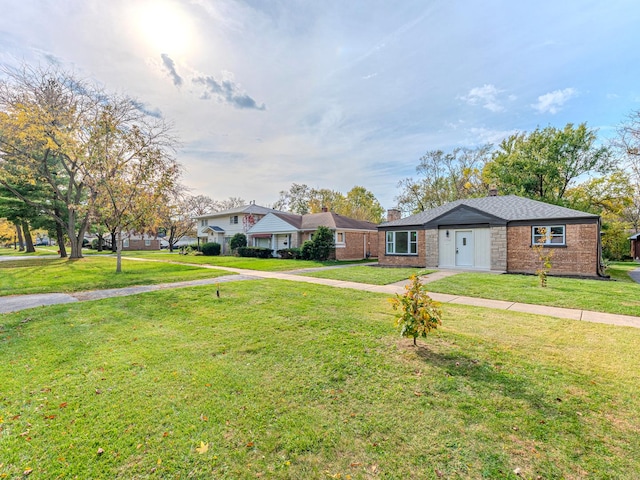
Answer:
[
  {"xmin": 614, "ymin": 110, "xmax": 640, "ymax": 233},
  {"xmin": 0, "ymin": 65, "xmax": 104, "ymax": 258},
  {"xmin": 0, "ymin": 218, "xmax": 14, "ymax": 246},
  {"xmin": 396, "ymin": 145, "xmax": 491, "ymax": 214},
  {"xmin": 484, "ymin": 123, "xmax": 614, "ymax": 205},
  {"xmin": 90, "ymin": 100, "xmax": 180, "ymax": 272},
  {"xmin": 274, "ymin": 183, "xmax": 384, "ymax": 222},
  {"xmin": 0, "ymin": 65, "xmax": 180, "ymax": 262}
]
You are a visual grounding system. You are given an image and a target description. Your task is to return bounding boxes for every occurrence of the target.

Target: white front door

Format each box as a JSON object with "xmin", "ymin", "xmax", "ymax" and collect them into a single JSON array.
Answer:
[{"xmin": 455, "ymin": 231, "xmax": 474, "ymax": 267}]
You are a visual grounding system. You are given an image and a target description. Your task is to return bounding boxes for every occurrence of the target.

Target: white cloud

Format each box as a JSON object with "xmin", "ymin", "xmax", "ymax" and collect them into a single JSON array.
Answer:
[
  {"xmin": 459, "ymin": 84, "xmax": 506, "ymax": 112},
  {"xmin": 531, "ymin": 88, "xmax": 577, "ymax": 114}
]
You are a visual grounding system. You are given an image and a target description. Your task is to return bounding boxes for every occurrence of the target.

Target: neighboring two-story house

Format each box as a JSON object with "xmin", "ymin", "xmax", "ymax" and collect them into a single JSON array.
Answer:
[{"xmin": 195, "ymin": 202, "xmax": 283, "ymax": 255}]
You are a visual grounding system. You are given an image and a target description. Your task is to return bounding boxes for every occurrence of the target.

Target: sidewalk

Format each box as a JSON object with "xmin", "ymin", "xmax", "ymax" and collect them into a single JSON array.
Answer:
[{"xmin": 2, "ymin": 265, "xmax": 640, "ymax": 329}]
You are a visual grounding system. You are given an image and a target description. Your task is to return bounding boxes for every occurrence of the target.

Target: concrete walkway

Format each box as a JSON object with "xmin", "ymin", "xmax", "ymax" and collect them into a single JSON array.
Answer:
[{"xmin": 2, "ymin": 262, "xmax": 640, "ymax": 329}]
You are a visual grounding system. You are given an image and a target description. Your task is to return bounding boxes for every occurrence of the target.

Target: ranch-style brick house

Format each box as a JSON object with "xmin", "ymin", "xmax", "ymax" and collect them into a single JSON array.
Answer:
[
  {"xmin": 378, "ymin": 194, "xmax": 605, "ymax": 277},
  {"xmin": 248, "ymin": 210, "xmax": 379, "ymax": 260}
]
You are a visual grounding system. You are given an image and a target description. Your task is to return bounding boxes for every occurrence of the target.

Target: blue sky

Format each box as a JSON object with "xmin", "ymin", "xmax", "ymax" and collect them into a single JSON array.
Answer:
[{"xmin": 1, "ymin": 0, "xmax": 639, "ymax": 209}]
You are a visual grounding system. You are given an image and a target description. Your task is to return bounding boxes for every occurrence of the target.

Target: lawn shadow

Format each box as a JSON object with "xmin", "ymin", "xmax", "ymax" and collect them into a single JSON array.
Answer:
[{"xmin": 408, "ymin": 340, "xmax": 595, "ymax": 424}]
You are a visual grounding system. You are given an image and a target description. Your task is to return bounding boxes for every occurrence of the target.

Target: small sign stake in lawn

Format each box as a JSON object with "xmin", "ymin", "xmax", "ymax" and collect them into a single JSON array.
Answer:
[{"xmin": 389, "ymin": 275, "xmax": 442, "ymax": 346}]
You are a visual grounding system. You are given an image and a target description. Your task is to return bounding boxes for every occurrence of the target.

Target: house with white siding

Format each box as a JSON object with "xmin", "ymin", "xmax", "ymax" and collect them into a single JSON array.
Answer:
[
  {"xmin": 248, "ymin": 210, "xmax": 379, "ymax": 260},
  {"xmin": 194, "ymin": 203, "xmax": 282, "ymax": 255}
]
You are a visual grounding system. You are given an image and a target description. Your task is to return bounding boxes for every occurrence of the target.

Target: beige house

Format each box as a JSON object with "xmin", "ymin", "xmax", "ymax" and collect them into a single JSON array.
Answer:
[
  {"xmin": 378, "ymin": 194, "xmax": 605, "ymax": 277},
  {"xmin": 247, "ymin": 211, "xmax": 379, "ymax": 260}
]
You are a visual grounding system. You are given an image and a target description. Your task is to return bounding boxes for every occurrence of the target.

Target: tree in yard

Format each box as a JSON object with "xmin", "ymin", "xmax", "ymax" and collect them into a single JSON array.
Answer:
[
  {"xmin": 301, "ymin": 225, "xmax": 335, "ymax": 261},
  {"xmin": 0, "ymin": 65, "xmax": 107, "ymax": 259},
  {"xmin": 90, "ymin": 99, "xmax": 181, "ymax": 273},
  {"xmin": 0, "ymin": 65, "xmax": 181, "ymax": 264},
  {"xmin": 274, "ymin": 183, "xmax": 385, "ymax": 222},
  {"xmin": 340, "ymin": 186, "xmax": 384, "ymax": 223},
  {"xmin": 272, "ymin": 183, "xmax": 312, "ymax": 214},
  {"xmin": 531, "ymin": 227, "xmax": 554, "ymax": 287},
  {"xmin": 396, "ymin": 145, "xmax": 491, "ymax": 214},
  {"xmin": 157, "ymin": 189, "xmax": 202, "ymax": 253},
  {"xmin": 0, "ymin": 218, "xmax": 14, "ymax": 246},
  {"xmin": 229, "ymin": 233, "xmax": 247, "ymax": 253},
  {"xmin": 484, "ymin": 123, "xmax": 614, "ymax": 205},
  {"xmin": 389, "ymin": 275, "xmax": 442, "ymax": 346},
  {"xmin": 613, "ymin": 110, "xmax": 640, "ymax": 233}
]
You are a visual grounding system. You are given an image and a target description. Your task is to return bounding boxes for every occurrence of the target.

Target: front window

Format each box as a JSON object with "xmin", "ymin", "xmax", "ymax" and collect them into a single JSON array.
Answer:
[
  {"xmin": 386, "ymin": 231, "xmax": 417, "ymax": 255},
  {"xmin": 532, "ymin": 225, "xmax": 565, "ymax": 245},
  {"xmin": 201, "ymin": 219, "xmax": 208, "ymax": 227},
  {"xmin": 144, "ymin": 239, "xmax": 151, "ymax": 246},
  {"xmin": 335, "ymin": 232, "xmax": 345, "ymax": 244},
  {"xmin": 230, "ymin": 215, "xmax": 238, "ymax": 224}
]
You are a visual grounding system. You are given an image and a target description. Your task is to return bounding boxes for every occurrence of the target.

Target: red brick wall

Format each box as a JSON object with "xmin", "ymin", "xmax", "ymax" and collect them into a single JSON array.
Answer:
[
  {"xmin": 507, "ymin": 223, "xmax": 599, "ymax": 276},
  {"xmin": 335, "ymin": 231, "xmax": 379, "ymax": 260},
  {"xmin": 378, "ymin": 230, "xmax": 426, "ymax": 267},
  {"xmin": 122, "ymin": 239, "xmax": 161, "ymax": 251}
]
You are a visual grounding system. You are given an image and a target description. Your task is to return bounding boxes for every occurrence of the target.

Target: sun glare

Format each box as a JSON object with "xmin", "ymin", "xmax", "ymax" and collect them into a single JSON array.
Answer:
[{"xmin": 134, "ymin": 1, "xmax": 193, "ymax": 54}]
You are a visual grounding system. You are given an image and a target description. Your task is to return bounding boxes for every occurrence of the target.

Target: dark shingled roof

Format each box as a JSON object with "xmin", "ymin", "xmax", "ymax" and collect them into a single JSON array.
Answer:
[
  {"xmin": 380, "ymin": 195, "xmax": 599, "ymax": 227},
  {"xmin": 273, "ymin": 211, "xmax": 378, "ymax": 231}
]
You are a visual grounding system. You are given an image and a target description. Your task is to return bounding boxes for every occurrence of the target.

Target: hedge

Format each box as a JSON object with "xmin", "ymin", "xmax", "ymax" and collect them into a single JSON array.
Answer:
[{"xmin": 237, "ymin": 246, "xmax": 273, "ymax": 258}]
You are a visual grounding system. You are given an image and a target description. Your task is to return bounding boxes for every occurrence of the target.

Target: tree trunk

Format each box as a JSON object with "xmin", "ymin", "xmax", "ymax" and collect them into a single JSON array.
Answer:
[
  {"xmin": 54, "ymin": 206, "xmax": 67, "ymax": 258},
  {"xmin": 22, "ymin": 220, "xmax": 36, "ymax": 253},
  {"xmin": 96, "ymin": 233, "xmax": 104, "ymax": 252},
  {"xmin": 66, "ymin": 210, "xmax": 84, "ymax": 259},
  {"xmin": 116, "ymin": 230, "xmax": 123, "ymax": 273},
  {"xmin": 111, "ymin": 231, "xmax": 117, "ymax": 253},
  {"xmin": 15, "ymin": 223, "xmax": 24, "ymax": 251}
]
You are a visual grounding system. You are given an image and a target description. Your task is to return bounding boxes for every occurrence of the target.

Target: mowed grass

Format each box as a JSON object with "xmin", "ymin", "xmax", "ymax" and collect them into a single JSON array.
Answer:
[
  {"xmin": 426, "ymin": 263, "xmax": 640, "ymax": 317},
  {"xmin": 1, "ymin": 280, "xmax": 639, "ymax": 479},
  {"xmin": 0, "ymin": 247, "xmax": 59, "ymax": 256},
  {"xmin": 299, "ymin": 265, "xmax": 434, "ymax": 285},
  {"xmin": 0, "ymin": 256, "xmax": 232, "ymax": 296},
  {"xmin": 121, "ymin": 250, "xmax": 375, "ymax": 271}
]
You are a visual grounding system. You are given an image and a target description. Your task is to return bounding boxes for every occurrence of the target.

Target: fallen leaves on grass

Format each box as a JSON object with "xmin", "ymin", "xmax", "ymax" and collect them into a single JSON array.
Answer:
[{"xmin": 195, "ymin": 441, "xmax": 209, "ymax": 454}]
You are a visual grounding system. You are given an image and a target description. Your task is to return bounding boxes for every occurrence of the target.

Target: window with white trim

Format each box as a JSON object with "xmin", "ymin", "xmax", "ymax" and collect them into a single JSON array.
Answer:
[
  {"xmin": 200, "ymin": 219, "xmax": 208, "ymax": 227},
  {"xmin": 230, "ymin": 215, "xmax": 238, "ymax": 224},
  {"xmin": 144, "ymin": 239, "xmax": 151, "ymax": 246},
  {"xmin": 386, "ymin": 231, "xmax": 417, "ymax": 255},
  {"xmin": 123, "ymin": 238, "xmax": 129, "ymax": 248},
  {"xmin": 532, "ymin": 225, "xmax": 565, "ymax": 245},
  {"xmin": 335, "ymin": 231, "xmax": 345, "ymax": 244}
]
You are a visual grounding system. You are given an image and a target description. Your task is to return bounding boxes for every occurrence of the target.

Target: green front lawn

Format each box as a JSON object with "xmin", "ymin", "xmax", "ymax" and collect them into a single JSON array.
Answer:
[
  {"xmin": 1, "ymin": 281, "xmax": 639, "ymax": 478},
  {"xmin": 300, "ymin": 265, "xmax": 434, "ymax": 285},
  {"xmin": 0, "ymin": 246, "xmax": 59, "ymax": 256},
  {"xmin": 0, "ymin": 256, "xmax": 232, "ymax": 296},
  {"xmin": 426, "ymin": 263, "xmax": 640, "ymax": 317},
  {"xmin": 121, "ymin": 250, "xmax": 375, "ymax": 271}
]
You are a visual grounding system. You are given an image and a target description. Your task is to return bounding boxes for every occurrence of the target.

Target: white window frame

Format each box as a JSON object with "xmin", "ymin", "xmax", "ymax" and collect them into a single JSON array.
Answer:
[
  {"xmin": 144, "ymin": 239, "xmax": 151, "ymax": 247},
  {"xmin": 386, "ymin": 231, "xmax": 418, "ymax": 255},
  {"xmin": 532, "ymin": 225, "xmax": 565, "ymax": 245},
  {"xmin": 201, "ymin": 219, "xmax": 208, "ymax": 227},
  {"xmin": 230, "ymin": 215, "xmax": 238, "ymax": 224},
  {"xmin": 123, "ymin": 238, "xmax": 130, "ymax": 248},
  {"xmin": 335, "ymin": 231, "xmax": 345, "ymax": 245}
]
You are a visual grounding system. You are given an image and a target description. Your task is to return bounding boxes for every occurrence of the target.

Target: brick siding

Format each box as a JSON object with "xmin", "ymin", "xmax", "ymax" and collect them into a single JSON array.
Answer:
[
  {"xmin": 507, "ymin": 223, "xmax": 599, "ymax": 276},
  {"xmin": 378, "ymin": 230, "xmax": 426, "ymax": 267},
  {"xmin": 335, "ymin": 231, "xmax": 379, "ymax": 260}
]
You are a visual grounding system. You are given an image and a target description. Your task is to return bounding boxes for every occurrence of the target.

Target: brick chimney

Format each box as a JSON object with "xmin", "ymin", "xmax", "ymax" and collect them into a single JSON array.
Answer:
[
  {"xmin": 488, "ymin": 184, "xmax": 498, "ymax": 197},
  {"xmin": 321, "ymin": 206, "xmax": 328, "ymax": 212},
  {"xmin": 387, "ymin": 208, "xmax": 401, "ymax": 222}
]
